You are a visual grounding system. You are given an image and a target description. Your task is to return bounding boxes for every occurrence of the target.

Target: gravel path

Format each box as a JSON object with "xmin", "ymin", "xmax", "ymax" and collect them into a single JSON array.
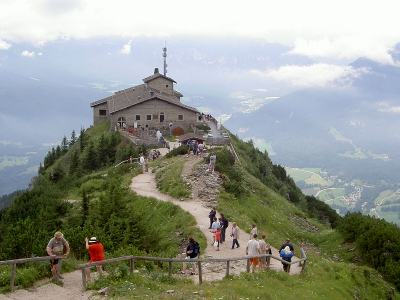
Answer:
[{"xmin": 0, "ymin": 144, "xmax": 301, "ymax": 299}]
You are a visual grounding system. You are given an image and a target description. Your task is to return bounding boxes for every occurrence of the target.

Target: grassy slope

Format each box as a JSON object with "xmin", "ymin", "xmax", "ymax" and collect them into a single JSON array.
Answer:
[
  {"xmin": 2, "ymin": 122, "xmax": 399, "ymax": 298},
  {"xmin": 89, "ymin": 143, "xmax": 399, "ymax": 298}
]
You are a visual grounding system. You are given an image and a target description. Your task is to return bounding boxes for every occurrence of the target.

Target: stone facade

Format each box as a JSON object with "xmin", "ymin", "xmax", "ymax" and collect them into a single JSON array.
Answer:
[{"xmin": 90, "ymin": 69, "xmax": 198, "ymax": 134}]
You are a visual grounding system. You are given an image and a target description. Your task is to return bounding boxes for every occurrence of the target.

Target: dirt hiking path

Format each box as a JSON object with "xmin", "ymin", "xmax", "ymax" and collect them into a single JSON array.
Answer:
[
  {"xmin": 130, "ymin": 147, "xmax": 302, "ymax": 283},
  {"xmin": 0, "ymin": 146, "xmax": 301, "ymax": 299}
]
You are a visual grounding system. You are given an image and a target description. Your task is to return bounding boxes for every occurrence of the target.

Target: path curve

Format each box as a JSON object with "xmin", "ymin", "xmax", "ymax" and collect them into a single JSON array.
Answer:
[{"xmin": 130, "ymin": 147, "xmax": 302, "ymax": 282}]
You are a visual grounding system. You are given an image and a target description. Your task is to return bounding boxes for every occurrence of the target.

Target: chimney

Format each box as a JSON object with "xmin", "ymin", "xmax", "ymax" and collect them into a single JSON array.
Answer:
[{"xmin": 154, "ymin": 68, "xmax": 159, "ymax": 74}]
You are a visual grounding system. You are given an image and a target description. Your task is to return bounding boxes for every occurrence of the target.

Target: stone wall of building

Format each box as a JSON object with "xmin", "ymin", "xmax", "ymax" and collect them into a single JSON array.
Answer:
[{"xmin": 92, "ymin": 102, "xmax": 109, "ymax": 125}]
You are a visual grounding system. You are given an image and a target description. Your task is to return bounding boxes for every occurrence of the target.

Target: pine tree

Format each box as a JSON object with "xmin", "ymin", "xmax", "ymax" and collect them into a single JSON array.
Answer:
[
  {"xmin": 79, "ymin": 126, "xmax": 87, "ymax": 151},
  {"xmin": 69, "ymin": 130, "xmax": 77, "ymax": 147},
  {"xmin": 61, "ymin": 135, "xmax": 69, "ymax": 153}
]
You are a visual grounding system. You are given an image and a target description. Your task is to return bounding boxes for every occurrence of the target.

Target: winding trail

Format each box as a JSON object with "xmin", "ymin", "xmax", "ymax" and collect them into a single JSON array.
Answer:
[
  {"xmin": 0, "ymin": 145, "xmax": 301, "ymax": 300},
  {"xmin": 130, "ymin": 145, "xmax": 301, "ymax": 282}
]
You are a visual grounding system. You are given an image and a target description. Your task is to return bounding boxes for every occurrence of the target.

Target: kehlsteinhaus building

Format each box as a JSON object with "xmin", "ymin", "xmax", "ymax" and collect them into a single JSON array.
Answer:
[{"xmin": 90, "ymin": 67, "xmax": 199, "ymax": 136}]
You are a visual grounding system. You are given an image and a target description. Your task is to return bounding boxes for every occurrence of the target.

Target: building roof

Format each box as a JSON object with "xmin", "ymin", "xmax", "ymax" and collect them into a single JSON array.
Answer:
[
  {"xmin": 90, "ymin": 83, "xmax": 198, "ymax": 114},
  {"xmin": 142, "ymin": 71, "xmax": 176, "ymax": 84}
]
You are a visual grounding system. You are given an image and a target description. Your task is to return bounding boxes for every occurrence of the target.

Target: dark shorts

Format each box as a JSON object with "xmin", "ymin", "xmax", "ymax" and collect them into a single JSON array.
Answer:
[{"xmin": 51, "ymin": 259, "xmax": 59, "ymax": 265}]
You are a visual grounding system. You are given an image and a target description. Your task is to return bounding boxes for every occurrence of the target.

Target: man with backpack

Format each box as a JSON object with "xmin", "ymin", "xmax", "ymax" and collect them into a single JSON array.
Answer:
[{"xmin": 181, "ymin": 236, "xmax": 199, "ymax": 275}]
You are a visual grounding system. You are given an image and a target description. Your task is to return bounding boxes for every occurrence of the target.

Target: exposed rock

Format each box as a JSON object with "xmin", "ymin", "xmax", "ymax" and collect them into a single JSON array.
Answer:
[{"xmin": 98, "ymin": 287, "xmax": 109, "ymax": 295}]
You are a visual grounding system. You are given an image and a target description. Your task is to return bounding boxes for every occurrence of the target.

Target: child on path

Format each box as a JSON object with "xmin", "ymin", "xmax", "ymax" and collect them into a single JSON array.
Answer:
[{"xmin": 215, "ymin": 228, "xmax": 221, "ymax": 251}]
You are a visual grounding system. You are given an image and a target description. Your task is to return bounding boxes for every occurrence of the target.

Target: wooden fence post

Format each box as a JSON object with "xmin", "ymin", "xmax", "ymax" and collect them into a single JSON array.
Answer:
[
  {"xmin": 226, "ymin": 261, "xmax": 230, "ymax": 277},
  {"xmin": 81, "ymin": 268, "xmax": 87, "ymax": 291},
  {"xmin": 168, "ymin": 261, "xmax": 172, "ymax": 276},
  {"xmin": 10, "ymin": 263, "xmax": 16, "ymax": 292},
  {"xmin": 198, "ymin": 261, "xmax": 202, "ymax": 284},
  {"xmin": 130, "ymin": 258, "xmax": 134, "ymax": 274}
]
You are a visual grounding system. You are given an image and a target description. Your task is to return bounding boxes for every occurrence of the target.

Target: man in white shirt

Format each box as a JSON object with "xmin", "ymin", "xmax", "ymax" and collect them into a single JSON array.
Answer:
[{"xmin": 246, "ymin": 233, "xmax": 261, "ymax": 273}]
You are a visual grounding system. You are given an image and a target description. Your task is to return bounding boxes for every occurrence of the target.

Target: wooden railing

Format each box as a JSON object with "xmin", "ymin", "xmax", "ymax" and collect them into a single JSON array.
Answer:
[
  {"xmin": 0, "ymin": 256, "xmax": 65, "ymax": 292},
  {"xmin": 75, "ymin": 249, "xmax": 307, "ymax": 291},
  {"xmin": 1, "ymin": 250, "xmax": 307, "ymax": 293}
]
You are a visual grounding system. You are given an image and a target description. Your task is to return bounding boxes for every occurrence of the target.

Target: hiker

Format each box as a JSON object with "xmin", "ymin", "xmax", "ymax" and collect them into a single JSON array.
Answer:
[
  {"xmin": 259, "ymin": 234, "xmax": 268, "ymax": 270},
  {"xmin": 211, "ymin": 217, "xmax": 221, "ymax": 244},
  {"xmin": 208, "ymin": 207, "xmax": 216, "ymax": 229},
  {"xmin": 85, "ymin": 237, "xmax": 105, "ymax": 282},
  {"xmin": 139, "ymin": 153, "xmax": 145, "ymax": 169},
  {"xmin": 246, "ymin": 233, "xmax": 261, "ymax": 273},
  {"xmin": 215, "ymin": 227, "xmax": 221, "ymax": 251},
  {"xmin": 208, "ymin": 152, "xmax": 216, "ymax": 172},
  {"xmin": 249, "ymin": 224, "xmax": 258, "ymax": 240},
  {"xmin": 46, "ymin": 231, "xmax": 70, "ymax": 279},
  {"xmin": 279, "ymin": 238, "xmax": 294, "ymax": 273},
  {"xmin": 280, "ymin": 246, "xmax": 294, "ymax": 272},
  {"xmin": 181, "ymin": 236, "xmax": 198, "ymax": 275},
  {"xmin": 220, "ymin": 213, "xmax": 229, "ymax": 243},
  {"xmin": 230, "ymin": 222, "xmax": 240, "ymax": 249}
]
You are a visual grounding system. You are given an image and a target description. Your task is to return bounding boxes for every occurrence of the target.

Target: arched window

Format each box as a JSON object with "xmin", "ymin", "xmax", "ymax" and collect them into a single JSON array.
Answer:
[{"xmin": 117, "ymin": 117, "xmax": 126, "ymax": 128}]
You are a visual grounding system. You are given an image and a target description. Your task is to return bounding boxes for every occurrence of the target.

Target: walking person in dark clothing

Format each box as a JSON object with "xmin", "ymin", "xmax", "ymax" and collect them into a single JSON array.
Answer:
[
  {"xmin": 220, "ymin": 213, "xmax": 229, "ymax": 243},
  {"xmin": 208, "ymin": 207, "xmax": 216, "ymax": 229}
]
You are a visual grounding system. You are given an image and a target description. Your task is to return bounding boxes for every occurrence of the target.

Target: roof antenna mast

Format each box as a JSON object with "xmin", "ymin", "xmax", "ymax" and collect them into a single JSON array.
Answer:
[{"xmin": 163, "ymin": 42, "xmax": 167, "ymax": 76}]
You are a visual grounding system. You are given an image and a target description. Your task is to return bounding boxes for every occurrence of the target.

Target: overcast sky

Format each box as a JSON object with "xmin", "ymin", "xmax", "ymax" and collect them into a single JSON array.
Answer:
[{"xmin": 1, "ymin": 0, "xmax": 400, "ymax": 87}]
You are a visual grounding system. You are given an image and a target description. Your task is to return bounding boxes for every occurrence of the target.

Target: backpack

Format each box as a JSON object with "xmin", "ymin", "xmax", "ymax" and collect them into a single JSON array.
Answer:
[{"xmin": 193, "ymin": 242, "xmax": 200, "ymax": 256}]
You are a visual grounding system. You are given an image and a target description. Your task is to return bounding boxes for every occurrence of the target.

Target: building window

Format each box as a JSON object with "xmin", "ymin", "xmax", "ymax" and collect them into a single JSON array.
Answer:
[
  {"xmin": 153, "ymin": 114, "xmax": 158, "ymax": 120},
  {"xmin": 178, "ymin": 114, "xmax": 184, "ymax": 121},
  {"xmin": 166, "ymin": 85, "xmax": 169, "ymax": 88},
  {"xmin": 135, "ymin": 115, "xmax": 141, "ymax": 121},
  {"xmin": 146, "ymin": 114, "xmax": 152, "ymax": 121},
  {"xmin": 160, "ymin": 112, "xmax": 165, "ymax": 122},
  {"xmin": 117, "ymin": 117, "xmax": 126, "ymax": 128},
  {"xmin": 99, "ymin": 110, "xmax": 106, "ymax": 116}
]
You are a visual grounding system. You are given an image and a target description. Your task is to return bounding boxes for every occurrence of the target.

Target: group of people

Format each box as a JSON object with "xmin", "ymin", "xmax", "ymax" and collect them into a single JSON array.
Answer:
[
  {"xmin": 185, "ymin": 140, "xmax": 206, "ymax": 157},
  {"xmin": 46, "ymin": 231, "xmax": 105, "ymax": 281}
]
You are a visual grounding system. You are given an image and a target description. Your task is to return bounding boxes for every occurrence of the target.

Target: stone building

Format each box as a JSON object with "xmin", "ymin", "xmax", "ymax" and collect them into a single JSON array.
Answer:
[{"xmin": 90, "ymin": 68, "xmax": 199, "ymax": 135}]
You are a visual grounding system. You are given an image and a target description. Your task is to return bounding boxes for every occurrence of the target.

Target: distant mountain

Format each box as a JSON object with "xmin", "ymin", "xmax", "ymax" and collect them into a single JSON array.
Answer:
[{"xmin": 224, "ymin": 56, "xmax": 400, "ymax": 219}]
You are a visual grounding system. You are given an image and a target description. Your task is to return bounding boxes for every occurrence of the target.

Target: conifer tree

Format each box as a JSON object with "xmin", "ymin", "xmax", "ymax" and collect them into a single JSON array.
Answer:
[
  {"xmin": 69, "ymin": 150, "xmax": 79, "ymax": 175},
  {"xmin": 84, "ymin": 140, "xmax": 97, "ymax": 171},
  {"xmin": 61, "ymin": 135, "xmax": 69, "ymax": 153},
  {"xmin": 69, "ymin": 130, "xmax": 77, "ymax": 147},
  {"xmin": 79, "ymin": 126, "xmax": 87, "ymax": 151}
]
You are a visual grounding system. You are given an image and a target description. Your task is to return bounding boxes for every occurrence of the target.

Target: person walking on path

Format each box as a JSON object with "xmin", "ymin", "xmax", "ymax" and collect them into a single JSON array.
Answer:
[
  {"xmin": 208, "ymin": 152, "xmax": 216, "ymax": 172},
  {"xmin": 279, "ymin": 238, "xmax": 294, "ymax": 254},
  {"xmin": 249, "ymin": 224, "xmax": 258, "ymax": 240},
  {"xmin": 208, "ymin": 207, "xmax": 216, "ymax": 229},
  {"xmin": 139, "ymin": 153, "xmax": 145, "ymax": 170},
  {"xmin": 181, "ymin": 236, "xmax": 199, "ymax": 275},
  {"xmin": 258, "ymin": 234, "xmax": 267, "ymax": 270},
  {"xmin": 46, "ymin": 231, "xmax": 70, "ymax": 280},
  {"xmin": 198, "ymin": 142, "xmax": 204, "ymax": 157},
  {"xmin": 215, "ymin": 228, "xmax": 221, "ymax": 251},
  {"xmin": 211, "ymin": 217, "xmax": 221, "ymax": 244},
  {"xmin": 220, "ymin": 213, "xmax": 228, "ymax": 243},
  {"xmin": 230, "ymin": 222, "xmax": 240, "ymax": 249},
  {"xmin": 85, "ymin": 237, "xmax": 105, "ymax": 282},
  {"xmin": 246, "ymin": 233, "xmax": 261, "ymax": 273},
  {"xmin": 279, "ymin": 238, "xmax": 295, "ymax": 273}
]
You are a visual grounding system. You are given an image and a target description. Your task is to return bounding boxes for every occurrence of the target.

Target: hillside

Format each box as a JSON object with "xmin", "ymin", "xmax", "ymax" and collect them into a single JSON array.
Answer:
[{"xmin": 0, "ymin": 122, "xmax": 399, "ymax": 299}]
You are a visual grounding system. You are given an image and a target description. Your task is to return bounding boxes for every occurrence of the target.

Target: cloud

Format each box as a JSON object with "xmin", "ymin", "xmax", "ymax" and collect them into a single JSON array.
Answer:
[
  {"xmin": 377, "ymin": 103, "xmax": 400, "ymax": 113},
  {"xmin": 120, "ymin": 40, "xmax": 131, "ymax": 54},
  {"xmin": 252, "ymin": 63, "xmax": 370, "ymax": 88},
  {"xmin": 21, "ymin": 50, "xmax": 35, "ymax": 57},
  {"xmin": 289, "ymin": 36, "xmax": 400, "ymax": 66},
  {"xmin": 0, "ymin": 39, "xmax": 11, "ymax": 50}
]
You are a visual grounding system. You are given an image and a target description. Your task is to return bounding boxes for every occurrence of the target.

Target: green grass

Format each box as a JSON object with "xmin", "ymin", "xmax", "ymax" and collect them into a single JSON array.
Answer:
[{"xmin": 155, "ymin": 159, "xmax": 191, "ymax": 198}]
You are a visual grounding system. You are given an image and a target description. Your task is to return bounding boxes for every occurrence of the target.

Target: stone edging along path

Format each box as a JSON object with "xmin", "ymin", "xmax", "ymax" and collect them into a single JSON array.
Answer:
[{"xmin": 129, "ymin": 151, "xmax": 301, "ymax": 283}]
